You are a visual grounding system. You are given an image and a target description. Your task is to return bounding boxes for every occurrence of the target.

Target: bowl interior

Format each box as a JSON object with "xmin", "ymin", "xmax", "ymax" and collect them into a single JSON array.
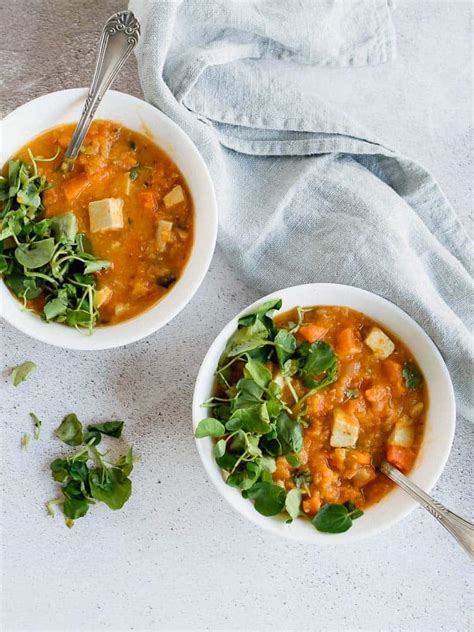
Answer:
[
  {"xmin": 192, "ymin": 283, "xmax": 456, "ymax": 543},
  {"xmin": 0, "ymin": 88, "xmax": 217, "ymax": 349}
]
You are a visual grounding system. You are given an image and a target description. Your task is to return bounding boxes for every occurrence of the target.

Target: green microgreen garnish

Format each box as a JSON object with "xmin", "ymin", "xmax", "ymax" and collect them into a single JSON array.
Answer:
[
  {"xmin": 129, "ymin": 166, "xmax": 140, "ymax": 181},
  {"xmin": 402, "ymin": 363, "xmax": 423, "ymax": 389},
  {"xmin": 344, "ymin": 387, "xmax": 360, "ymax": 401},
  {"xmin": 0, "ymin": 156, "xmax": 110, "ymax": 333}
]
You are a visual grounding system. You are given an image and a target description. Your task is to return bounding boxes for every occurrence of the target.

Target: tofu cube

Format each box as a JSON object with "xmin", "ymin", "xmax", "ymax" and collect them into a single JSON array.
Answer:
[
  {"xmin": 330, "ymin": 408, "xmax": 360, "ymax": 448},
  {"xmin": 388, "ymin": 416, "xmax": 415, "ymax": 447},
  {"xmin": 94, "ymin": 286, "xmax": 113, "ymax": 308},
  {"xmin": 156, "ymin": 220, "xmax": 173, "ymax": 252},
  {"xmin": 364, "ymin": 327, "xmax": 395, "ymax": 359},
  {"xmin": 88, "ymin": 198, "xmax": 124, "ymax": 232},
  {"xmin": 163, "ymin": 185, "xmax": 185, "ymax": 208}
]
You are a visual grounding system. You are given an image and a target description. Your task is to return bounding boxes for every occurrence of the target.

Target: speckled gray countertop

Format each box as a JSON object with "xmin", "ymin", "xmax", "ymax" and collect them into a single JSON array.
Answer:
[{"xmin": 1, "ymin": 2, "xmax": 473, "ymax": 631}]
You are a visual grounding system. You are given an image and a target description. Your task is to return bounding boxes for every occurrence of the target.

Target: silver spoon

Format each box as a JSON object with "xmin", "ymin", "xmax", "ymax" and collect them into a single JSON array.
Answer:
[
  {"xmin": 61, "ymin": 10, "xmax": 141, "ymax": 172},
  {"xmin": 380, "ymin": 460, "xmax": 474, "ymax": 558}
]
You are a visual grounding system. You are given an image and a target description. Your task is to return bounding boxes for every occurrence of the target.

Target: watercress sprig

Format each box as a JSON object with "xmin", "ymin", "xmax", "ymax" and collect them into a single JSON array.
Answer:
[
  {"xmin": 196, "ymin": 299, "xmax": 348, "ymax": 527},
  {"xmin": 0, "ymin": 156, "xmax": 110, "ymax": 333},
  {"xmin": 49, "ymin": 414, "xmax": 134, "ymax": 527}
]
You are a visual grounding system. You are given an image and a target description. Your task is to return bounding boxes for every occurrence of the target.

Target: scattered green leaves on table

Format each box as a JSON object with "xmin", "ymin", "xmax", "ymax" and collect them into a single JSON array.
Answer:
[
  {"xmin": 10, "ymin": 360, "xmax": 36, "ymax": 386},
  {"xmin": 196, "ymin": 299, "xmax": 365, "ymax": 531},
  {"xmin": 312, "ymin": 501, "xmax": 364, "ymax": 533},
  {"xmin": 402, "ymin": 363, "xmax": 423, "ymax": 389},
  {"xmin": 0, "ymin": 156, "xmax": 111, "ymax": 333},
  {"xmin": 30, "ymin": 412, "xmax": 42, "ymax": 440},
  {"xmin": 55, "ymin": 413, "xmax": 84, "ymax": 446},
  {"xmin": 49, "ymin": 413, "xmax": 134, "ymax": 527},
  {"xmin": 87, "ymin": 420, "xmax": 124, "ymax": 439}
]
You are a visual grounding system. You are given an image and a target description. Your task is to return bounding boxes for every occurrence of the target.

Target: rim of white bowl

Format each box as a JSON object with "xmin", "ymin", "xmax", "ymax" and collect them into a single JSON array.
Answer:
[
  {"xmin": 0, "ymin": 88, "xmax": 217, "ymax": 350},
  {"xmin": 192, "ymin": 283, "xmax": 456, "ymax": 544}
]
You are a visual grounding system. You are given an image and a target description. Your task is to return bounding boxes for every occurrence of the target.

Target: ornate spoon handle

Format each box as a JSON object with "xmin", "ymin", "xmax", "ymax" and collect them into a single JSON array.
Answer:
[
  {"xmin": 380, "ymin": 460, "xmax": 474, "ymax": 559},
  {"xmin": 62, "ymin": 11, "xmax": 140, "ymax": 169}
]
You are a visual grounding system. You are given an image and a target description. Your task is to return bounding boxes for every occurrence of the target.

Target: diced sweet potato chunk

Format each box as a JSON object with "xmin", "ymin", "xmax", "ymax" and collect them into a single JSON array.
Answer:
[
  {"xmin": 382, "ymin": 359, "xmax": 406, "ymax": 397},
  {"xmin": 63, "ymin": 173, "xmax": 89, "ymax": 203},
  {"xmin": 299, "ymin": 324, "xmax": 327, "ymax": 343},
  {"xmin": 336, "ymin": 327, "xmax": 362, "ymax": 356},
  {"xmin": 138, "ymin": 190, "xmax": 158, "ymax": 214}
]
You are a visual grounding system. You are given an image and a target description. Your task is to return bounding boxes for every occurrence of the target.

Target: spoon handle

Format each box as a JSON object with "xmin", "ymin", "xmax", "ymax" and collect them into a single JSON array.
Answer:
[
  {"xmin": 380, "ymin": 461, "xmax": 474, "ymax": 559},
  {"xmin": 63, "ymin": 11, "xmax": 140, "ymax": 165}
]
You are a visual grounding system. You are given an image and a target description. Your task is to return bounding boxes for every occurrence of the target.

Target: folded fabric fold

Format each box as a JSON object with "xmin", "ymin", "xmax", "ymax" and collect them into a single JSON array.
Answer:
[{"xmin": 130, "ymin": 0, "xmax": 473, "ymax": 420}]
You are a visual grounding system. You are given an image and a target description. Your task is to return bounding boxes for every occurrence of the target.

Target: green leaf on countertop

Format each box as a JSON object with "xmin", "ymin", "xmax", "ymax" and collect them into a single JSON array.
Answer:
[
  {"xmin": 30, "ymin": 412, "xmax": 42, "ymax": 440},
  {"xmin": 55, "ymin": 414, "xmax": 84, "ymax": 446},
  {"xmin": 11, "ymin": 360, "xmax": 36, "ymax": 386},
  {"xmin": 89, "ymin": 467, "xmax": 132, "ymax": 510},
  {"xmin": 87, "ymin": 420, "xmax": 124, "ymax": 439}
]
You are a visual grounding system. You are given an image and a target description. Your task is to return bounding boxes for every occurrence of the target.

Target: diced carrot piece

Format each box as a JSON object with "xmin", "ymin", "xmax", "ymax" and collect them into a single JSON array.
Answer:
[
  {"xmin": 382, "ymin": 360, "xmax": 406, "ymax": 397},
  {"xmin": 299, "ymin": 324, "xmax": 327, "ymax": 343},
  {"xmin": 63, "ymin": 173, "xmax": 89, "ymax": 203},
  {"xmin": 336, "ymin": 327, "xmax": 362, "ymax": 356},
  {"xmin": 138, "ymin": 190, "xmax": 158, "ymax": 214},
  {"xmin": 386, "ymin": 445, "xmax": 415, "ymax": 472}
]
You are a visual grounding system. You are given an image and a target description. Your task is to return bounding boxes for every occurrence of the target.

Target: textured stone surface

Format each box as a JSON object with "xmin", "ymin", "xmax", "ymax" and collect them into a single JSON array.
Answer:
[{"xmin": 1, "ymin": 1, "xmax": 472, "ymax": 631}]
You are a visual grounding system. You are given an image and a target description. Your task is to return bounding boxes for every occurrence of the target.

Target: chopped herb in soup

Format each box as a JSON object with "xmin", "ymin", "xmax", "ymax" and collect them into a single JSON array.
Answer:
[
  {"xmin": 0, "ymin": 120, "xmax": 194, "ymax": 330},
  {"xmin": 195, "ymin": 300, "xmax": 427, "ymax": 533}
]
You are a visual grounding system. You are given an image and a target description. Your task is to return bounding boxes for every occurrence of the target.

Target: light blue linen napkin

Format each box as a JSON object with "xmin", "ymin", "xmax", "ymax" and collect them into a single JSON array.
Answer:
[{"xmin": 129, "ymin": 0, "xmax": 473, "ymax": 420}]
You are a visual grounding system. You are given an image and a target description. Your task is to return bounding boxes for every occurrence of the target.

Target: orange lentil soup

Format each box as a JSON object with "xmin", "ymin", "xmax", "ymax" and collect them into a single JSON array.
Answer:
[
  {"xmin": 13, "ymin": 120, "xmax": 194, "ymax": 324},
  {"xmin": 272, "ymin": 306, "xmax": 427, "ymax": 515}
]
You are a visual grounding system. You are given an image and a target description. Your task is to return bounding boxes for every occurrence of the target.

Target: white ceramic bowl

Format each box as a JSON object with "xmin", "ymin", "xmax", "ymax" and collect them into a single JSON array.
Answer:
[
  {"xmin": 192, "ymin": 283, "xmax": 456, "ymax": 543},
  {"xmin": 0, "ymin": 88, "xmax": 217, "ymax": 349}
]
